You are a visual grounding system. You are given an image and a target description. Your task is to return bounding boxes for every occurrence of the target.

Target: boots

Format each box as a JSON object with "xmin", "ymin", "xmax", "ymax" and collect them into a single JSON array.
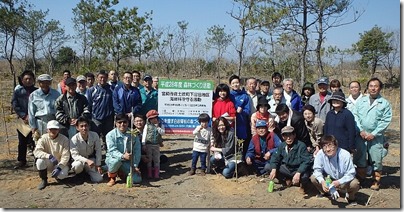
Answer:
[
  {"xmin": 38, "ymin": 169, "xmax": 48, "ymax": 190},
  {"xmin": 188, "ymin": 168, "xmax": 196, "ymax": 176},
  {"xmin": 147, "ymin": 167, "xmax": 153, "ymax": 179},
  {"xmin": 299, "ymin": 183, "xmax": 307, "ymax": 195},
  {"xmin": 154, "ymin": 167, "xmax": 160, "ymax": 179},
  {"xmin": 107, "ymin": 172, "xmax": 117, "ymax": 187},
  {"xmin": 370, "ymin": 171, "xmax": 382, "ymax": 190},
  {"xmin": 356, "ymin": 167, "xmax": 367, "ymax": 182}
]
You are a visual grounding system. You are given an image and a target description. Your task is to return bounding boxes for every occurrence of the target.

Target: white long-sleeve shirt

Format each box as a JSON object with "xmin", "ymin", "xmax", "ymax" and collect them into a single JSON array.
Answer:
[
  {"xmin": 192, "ymin": 126, "xmax": 212, "ymax": 153},
  {"xmin": 33, "ymin": 133, "xmax": 70, "ymax": 168},
  {"xmin": 70, "ymin": 131, "xmax": 102, "ymax": 166}
]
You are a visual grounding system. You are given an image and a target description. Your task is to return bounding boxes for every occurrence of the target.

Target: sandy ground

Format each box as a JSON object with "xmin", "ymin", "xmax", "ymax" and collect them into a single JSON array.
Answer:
[{"xmin": 0, "ymin": 113, "xmax": 400, "ymax": 208}]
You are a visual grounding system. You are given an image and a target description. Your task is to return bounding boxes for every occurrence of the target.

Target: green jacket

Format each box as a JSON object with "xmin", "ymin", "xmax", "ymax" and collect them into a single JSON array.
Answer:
[{"xmin": 269, "ymin": 140, "xmax": 312, "ymax": 174}]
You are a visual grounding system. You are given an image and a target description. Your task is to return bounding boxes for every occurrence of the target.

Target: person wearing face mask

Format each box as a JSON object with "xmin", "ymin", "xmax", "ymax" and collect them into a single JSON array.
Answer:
[
  {"xmin": 310, "ymin": 135, "xmax": 359, "ymax": 205},
  {"xmin": 12, "ymin": 70, "xmax": 38, "ymax": 169}
]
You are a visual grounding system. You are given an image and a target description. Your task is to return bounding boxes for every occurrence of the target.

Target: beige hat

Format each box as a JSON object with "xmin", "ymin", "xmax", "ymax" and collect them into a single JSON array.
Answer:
[
  {"xmin": 37, "ymin": 74, "xmax": 53, "ymax": 82},
  {"xmin": 77, "ymin": 75, "xmax": 86, "ymax": 82},
  {"xmin": 281, "ymin": 126, "xmax": 294, "ymax": 135}
]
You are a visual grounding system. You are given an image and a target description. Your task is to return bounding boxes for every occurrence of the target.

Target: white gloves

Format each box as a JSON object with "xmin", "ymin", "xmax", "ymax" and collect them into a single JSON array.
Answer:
[{"xmin": 329, "ymin": 185, "xmax": 340, "ymax": 200}]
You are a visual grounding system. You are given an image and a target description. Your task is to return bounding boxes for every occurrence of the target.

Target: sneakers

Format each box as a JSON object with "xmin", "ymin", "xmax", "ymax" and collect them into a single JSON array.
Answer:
[{"xmin": 200, "ymin": 169, "xmax": 206, "ymax": 176}]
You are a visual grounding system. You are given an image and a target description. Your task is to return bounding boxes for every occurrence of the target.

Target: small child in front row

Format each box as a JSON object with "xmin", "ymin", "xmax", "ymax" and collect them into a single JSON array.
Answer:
[
  {"xmin": 142, "ymin": 109, "xmax": 165, "ymax": 179},
  {"xmin": 188, "ymin": 113, "xmax": 212, "ymax": 176}
]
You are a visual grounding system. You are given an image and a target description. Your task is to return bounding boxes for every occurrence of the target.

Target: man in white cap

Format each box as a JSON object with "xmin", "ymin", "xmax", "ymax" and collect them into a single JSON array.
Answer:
[
  {"xmin": 33, "ymin": 120, "xmax": 70, "ymax": 190},
  {"xmin": 28, "ymin": 74, "xmax": 60, "ymax": 136},
  {"xmin": 76, "ymin": 75, "xmax": 88, "ymax": 96}
]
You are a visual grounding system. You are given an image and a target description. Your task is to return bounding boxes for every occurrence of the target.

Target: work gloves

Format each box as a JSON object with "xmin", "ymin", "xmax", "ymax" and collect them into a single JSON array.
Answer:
[
  {"xmin": 329, "ymin": 185, "xmax": 340, "ymax": 200},
  {"xmin": 51, "ymin": 167, "xmax": 62, "ymax": 178},
  {"xmin": 49, "ymin": 155, "xmax": 58, "ymax": 166}
]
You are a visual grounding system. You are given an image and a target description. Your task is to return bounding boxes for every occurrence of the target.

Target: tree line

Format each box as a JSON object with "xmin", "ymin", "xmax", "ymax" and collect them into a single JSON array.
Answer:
[{"xmin": 0, "ymin": 0, "xmax": 399, "ymax": 88}]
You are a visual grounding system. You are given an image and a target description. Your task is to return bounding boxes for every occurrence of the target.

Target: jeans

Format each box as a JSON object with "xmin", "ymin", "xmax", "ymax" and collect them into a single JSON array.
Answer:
[
  {"xmin": 191, "ymin": 151, "xmax": 207, "ymax": 170},
  {"xmin": 251, "ymin": 159, "xmax": 271, "ymax": 176},
  {"xmin": 210, "ymin": 155, "xmax": 236, "ymax": 179}
]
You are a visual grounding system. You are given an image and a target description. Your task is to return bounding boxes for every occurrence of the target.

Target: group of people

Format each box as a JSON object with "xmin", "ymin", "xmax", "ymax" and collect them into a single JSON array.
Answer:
[
  {"xmin": 11, "ymin": 69, "xmax": 163, "ymax": 190},
  {"xmin": 11, "ymin": 68, "xmax": 392, "ymax": 204},
  {"xmin": 196, "ymin": 73, "xmax": 392, "ymax": 204}
]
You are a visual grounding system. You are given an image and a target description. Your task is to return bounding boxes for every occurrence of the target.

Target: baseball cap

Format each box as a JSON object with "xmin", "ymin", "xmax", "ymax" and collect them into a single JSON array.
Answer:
[
  {"xmin": 316, "ymin": 77, "xmax": 329, "ymax": 85},
  {"xmin": 143, "ymin": 75, "xmax": 152, "ymax": 81},
  {"xmin": 47, "ymin": 120, "xmax": 60, "ymax": 129},
  {"xmin": 65, "ymin": 77, "xmax": 76, "ymax": 85},
  {"xmin": 37, "ymin": 74, "xmax": 53, "ymax": 82},
  {"xmin": 77, "ymin": 75, "xmax": 86, "ymax": 82},
  {"xmin": 281, "ymin": 126, "xmax": 294, "ymax": 135},
  {"xmin": 256, "ymin": 120, "xmax": 267, "ymax": 128},
  {"xmin": 260, "ymin": 80, "xmax": 270, "ymax": 85}
]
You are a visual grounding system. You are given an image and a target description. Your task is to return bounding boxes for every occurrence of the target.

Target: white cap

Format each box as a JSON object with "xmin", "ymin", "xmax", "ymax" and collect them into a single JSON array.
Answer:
[
  {"xmin": 37, "ymin": 74, "xmax": 53, "ymax": 82},
  {"xmin": 47, "ymin": 120, "xmax": 60, "ymax": 129}
]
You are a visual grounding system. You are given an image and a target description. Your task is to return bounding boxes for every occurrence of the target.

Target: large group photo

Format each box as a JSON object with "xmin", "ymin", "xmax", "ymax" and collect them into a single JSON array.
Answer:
[{"xmin": 0, "ymin": 0, "xmax": 400, "ymax": 209}]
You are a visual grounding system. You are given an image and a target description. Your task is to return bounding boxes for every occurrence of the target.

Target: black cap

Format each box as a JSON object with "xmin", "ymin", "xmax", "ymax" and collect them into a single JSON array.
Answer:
[
  {"xmin": 143, "ymin": 75, "xmax": 152, "ymax": 81},
  {"xmin": 65, "ymin": 77, "xmax": 76, "ymax": 85},
  {"xmin": 260, "ymin": 80, "xmax": 270, "ymax": 85}
]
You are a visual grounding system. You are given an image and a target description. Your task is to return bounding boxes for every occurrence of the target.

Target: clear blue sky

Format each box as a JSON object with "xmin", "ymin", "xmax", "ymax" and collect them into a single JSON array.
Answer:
[{"xmin": 32, "ymin": 0, "xmax": 400, "ymax": 51}]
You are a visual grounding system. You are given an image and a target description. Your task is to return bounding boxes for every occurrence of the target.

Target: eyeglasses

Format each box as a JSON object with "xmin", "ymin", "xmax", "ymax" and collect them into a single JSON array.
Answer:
[
  {"xmin": 322, "ymin": 144, "xmax": 336, "ymax": 150},
  {"xmin": 116, "ymin": 121, "xmax": 128, "ymax": 124}
]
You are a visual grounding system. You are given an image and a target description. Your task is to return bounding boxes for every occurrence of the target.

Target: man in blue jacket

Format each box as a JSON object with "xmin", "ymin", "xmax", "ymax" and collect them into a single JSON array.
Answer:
[
  {"xmin": 113, "ymin": 71, "xmax": 142, "ymax": 118},
  {"xmin": 86, "ymin": 70, "xmax": 114, "ymax": 144}
]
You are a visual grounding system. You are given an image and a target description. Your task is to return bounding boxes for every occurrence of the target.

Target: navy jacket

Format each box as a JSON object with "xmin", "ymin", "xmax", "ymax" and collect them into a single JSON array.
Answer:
[
  {"xmin": 113, "ymin": 84, "xmax": 142, "ymax": 116},
  {"xmin": 86, "ymin": 84, "xmax": 114, "ymax": 120},
  {"xmin": 324, "ymin": 108, "xmax": 357, "ymax": 151}
]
